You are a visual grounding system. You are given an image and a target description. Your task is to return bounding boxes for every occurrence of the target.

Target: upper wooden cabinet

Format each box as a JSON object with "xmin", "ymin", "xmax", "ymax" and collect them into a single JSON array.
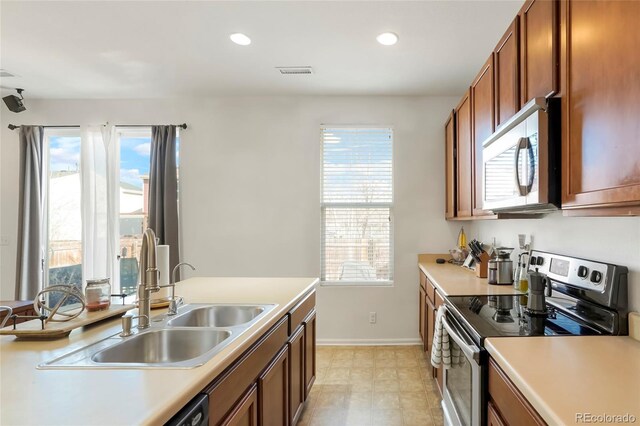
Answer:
[
  {"xmin": 455, "ymin": 91, "xmax": 473, "ymax": 218},
  {"xmin": 494, "ymin": 18, "xmax": 520, "ymax": 128},
  {"xmin": 519, "ymin": 0, "xmax": 559, "ymax": 105},
  {"xmin": 471, "ymin": 56, "xmax": 495, "ymax": 217},
  {"xmin": 444, "ymin": 111, "xmax": 456, "ymax": 219},
  {"xmin": 561, "ymin": 0, "xmax": 640, "ymax": 212}
]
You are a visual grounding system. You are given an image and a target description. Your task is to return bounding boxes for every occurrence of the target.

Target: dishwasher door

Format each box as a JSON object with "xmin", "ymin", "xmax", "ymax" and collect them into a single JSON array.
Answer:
[{"xmin": 166, "ymin": 393, "xmax": 209, "ymax": 426}]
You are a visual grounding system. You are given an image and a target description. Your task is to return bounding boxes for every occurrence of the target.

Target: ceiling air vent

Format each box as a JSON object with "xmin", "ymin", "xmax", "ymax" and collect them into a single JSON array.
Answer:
[
  {"xmin": 276, "ymin": 66, "xmax": 313, "ymax": 75},
  {"xmin": 0, "ymin": 69, "xmax": 17, "ymax": 78}
]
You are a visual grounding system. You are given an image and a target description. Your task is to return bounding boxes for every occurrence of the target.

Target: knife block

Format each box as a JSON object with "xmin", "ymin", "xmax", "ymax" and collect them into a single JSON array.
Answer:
[{"xmin": 475, "ymin": 252, "xmax": 490, "ymax": 278}]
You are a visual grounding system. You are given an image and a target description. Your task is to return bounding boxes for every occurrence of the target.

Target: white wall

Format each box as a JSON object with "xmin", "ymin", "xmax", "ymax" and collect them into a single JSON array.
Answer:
[
  {"xmin": 0, "ymin": 96, "xmax": 460, "ymax": 343},
  {"xmin": 470, "ymin": 213, "xmax": 640, "ymax": 313}
]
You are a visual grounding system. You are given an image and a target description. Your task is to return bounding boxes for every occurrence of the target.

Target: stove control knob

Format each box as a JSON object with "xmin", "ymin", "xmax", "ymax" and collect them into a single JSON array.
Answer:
[
  {"xmin": 536, "ymin": 256, "xmax": 544, "ymax": 266},
  {"xmin": 590, "ymin": 270, "xmax": 603, "ymax": 284},
  {"xmin": 577, "ymin": 266, "xmax": 589, "ymax": 279},
  {"xmin": 529, "ymin": 256, "xmax": 537, "ymax": 267}
]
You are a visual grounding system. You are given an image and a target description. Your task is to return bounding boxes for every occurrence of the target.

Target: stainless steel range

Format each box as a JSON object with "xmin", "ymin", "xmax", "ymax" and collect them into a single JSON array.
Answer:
[{"xmin": 439, "ymin": 250, "xmax": 629, "ymax": 426}]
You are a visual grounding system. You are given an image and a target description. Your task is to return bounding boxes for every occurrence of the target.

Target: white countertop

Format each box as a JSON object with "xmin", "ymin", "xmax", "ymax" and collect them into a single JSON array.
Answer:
[{"xmin": 0, "ymin": 276, "xmax": 318, "ymax": 426}]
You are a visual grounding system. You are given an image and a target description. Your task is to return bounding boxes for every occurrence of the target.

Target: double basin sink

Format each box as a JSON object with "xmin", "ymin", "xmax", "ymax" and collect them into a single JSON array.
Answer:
[{"xmin": 40, "ymin": 304, "xmax": 275, "ymax": 369}]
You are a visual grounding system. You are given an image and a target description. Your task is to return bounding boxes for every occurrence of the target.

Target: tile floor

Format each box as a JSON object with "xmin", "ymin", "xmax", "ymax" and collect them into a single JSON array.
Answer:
[{"xmin": 298, "ymin": 345, "xmax": 444, "ymax": 426}]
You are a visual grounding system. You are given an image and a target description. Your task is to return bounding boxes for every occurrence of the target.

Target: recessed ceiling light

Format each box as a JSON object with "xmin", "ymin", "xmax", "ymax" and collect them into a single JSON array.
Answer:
[
  {"xmin": 230, "ymin": 33, "xmax": 251, "ymax": 46},
  {"xmin": 376, "ymin": 32, "xmax": 399, "ymax": 46}
]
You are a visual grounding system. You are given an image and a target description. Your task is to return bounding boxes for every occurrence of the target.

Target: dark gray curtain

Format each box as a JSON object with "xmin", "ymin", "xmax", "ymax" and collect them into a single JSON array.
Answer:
[
  {"xmin": 148, "ymin": 126, "xmax": 180, "ymax": 280},
  {"xmin": 15, "ymin": 126, "xmax": 45, "ymax": 300}
]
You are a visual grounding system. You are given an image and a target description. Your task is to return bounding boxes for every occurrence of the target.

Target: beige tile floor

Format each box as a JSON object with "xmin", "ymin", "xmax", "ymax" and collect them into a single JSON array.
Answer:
[{"xmin": 298, "ymin": 345, "xmax": 444, "ymax": 426}]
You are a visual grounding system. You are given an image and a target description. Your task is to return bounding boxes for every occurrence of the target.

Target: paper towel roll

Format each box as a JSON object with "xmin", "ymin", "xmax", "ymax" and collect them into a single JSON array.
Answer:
[{"xmin": 156, "ymin": 245, "xmax": 171, "ymax": 299}]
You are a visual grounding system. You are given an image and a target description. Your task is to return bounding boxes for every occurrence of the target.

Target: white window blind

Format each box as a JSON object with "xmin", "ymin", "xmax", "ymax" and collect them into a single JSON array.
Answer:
[{"xmin": 321, "ymin": 127, "xmax": 393, "ymax": 285}]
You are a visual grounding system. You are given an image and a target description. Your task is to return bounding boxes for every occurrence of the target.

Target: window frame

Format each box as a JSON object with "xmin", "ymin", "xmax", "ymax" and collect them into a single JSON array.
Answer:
[{"xmin": 320, "ymin": 125, "xmax": 395, "ymax": 287}]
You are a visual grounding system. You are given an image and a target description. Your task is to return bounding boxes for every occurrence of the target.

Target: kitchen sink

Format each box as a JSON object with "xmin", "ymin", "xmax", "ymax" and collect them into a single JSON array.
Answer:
[
  {"xmin": 39, "ymin": 302, "xmax": 277, "ymax": 369},
  {"xmin": 91, "ymin": 329, "xmax": 231, "ymax": 365},
  {"xmin": 167, "ymin": 305, "xmax": 266, "ymax": 328}
]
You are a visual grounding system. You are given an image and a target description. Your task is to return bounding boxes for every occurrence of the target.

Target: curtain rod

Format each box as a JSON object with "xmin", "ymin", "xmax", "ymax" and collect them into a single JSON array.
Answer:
[
  {"xmin": 8, "ymin": 124, "xmax": 80, "ymax": 130},
  {"xmin": 8, "ymin": 123, "xmax": 188, "ymax": 130},
  {"xmin": 115, "ymin": 123, "xmax": 188, "ymax": 129}
]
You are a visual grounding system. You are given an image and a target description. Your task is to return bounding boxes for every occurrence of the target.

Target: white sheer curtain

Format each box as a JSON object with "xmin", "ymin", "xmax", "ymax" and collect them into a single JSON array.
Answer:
[{"xmin": 81, "ymin": 126, "xmax": 119, "ymax": 290}]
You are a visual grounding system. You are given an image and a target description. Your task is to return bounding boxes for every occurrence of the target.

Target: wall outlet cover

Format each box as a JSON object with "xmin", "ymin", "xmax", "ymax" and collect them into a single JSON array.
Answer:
[{"xmin": 369, "ymin": 312, "xmax": 377, "ymax": 324}]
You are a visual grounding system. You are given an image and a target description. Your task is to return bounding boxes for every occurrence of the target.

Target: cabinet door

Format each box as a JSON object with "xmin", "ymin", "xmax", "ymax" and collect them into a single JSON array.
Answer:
[
  {"xmin": 520, "ymin": 0, "xmax": 558, "ymax": 105},
  {"xmin": 562, "ymin": 0, "xmax": 640, "ymax": 210},
  {"xmin": 487, "ymin": 401, "xmax": 507, "ymax": 426},
  {"xmin": 303, "ymin": 311, "xmax": 316, "ymax": 398},
  {"xmin": 494, "ymin": 18, "xmax": 520, "ymax": 128},
  {"xmin": 222, "ymin": 385, "xmax": 259, "ymax": 426},
  {"xmin": 419, "ymin": 286, "xmax": 427, "ymax": 352},
  {"xmin": 259, "ymin": 346, "xmax": 289, "ymax": 426},
  {"xmin": 445, "ymin": 111, "xmax": 457, "ymax": 219},
  {"xmin": 288, "ymin": 325, "xmax": 305, "ymax": 426},
  {"xmin": 426, "ymin": 297, "xmax": 435, "ymax": 358},
  {"xmin": 471, "ymin": 56, "xmax": 495, "ymax": 216},
  {"xmin": 455, "ymin": 90, "xmax": 473, "ymax": 218}
]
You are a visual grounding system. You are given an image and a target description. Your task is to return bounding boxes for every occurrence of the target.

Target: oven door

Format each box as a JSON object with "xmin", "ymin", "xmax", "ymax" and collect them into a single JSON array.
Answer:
[{"xmin": 441, "ymin": 307, "xmax": 483, "ymax": 426}]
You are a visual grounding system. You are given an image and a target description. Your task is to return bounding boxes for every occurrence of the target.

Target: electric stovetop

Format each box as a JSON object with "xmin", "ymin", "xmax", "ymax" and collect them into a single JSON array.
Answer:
[{"xmin": 445, "ymin": 294, "xmax": 602, "ymax": 345}]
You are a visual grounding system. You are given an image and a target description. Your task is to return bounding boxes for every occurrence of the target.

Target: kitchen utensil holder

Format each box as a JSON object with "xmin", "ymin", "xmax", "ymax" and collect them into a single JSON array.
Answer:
[{"xmin": 475, "ymin": 252, "xmax": 491, "ymax": 278}]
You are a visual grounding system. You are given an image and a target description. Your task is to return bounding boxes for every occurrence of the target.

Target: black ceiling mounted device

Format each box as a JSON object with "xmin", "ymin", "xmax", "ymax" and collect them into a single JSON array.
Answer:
[{"xmin": 3, "ymin": 88, "xmax": 26, "ymax": 113}]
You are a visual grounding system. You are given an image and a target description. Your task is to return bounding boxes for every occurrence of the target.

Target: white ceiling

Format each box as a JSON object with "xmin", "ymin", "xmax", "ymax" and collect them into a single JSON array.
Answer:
[{"xmin": 0, "ymin": 1, "xmax": 523, "ymax": 99}]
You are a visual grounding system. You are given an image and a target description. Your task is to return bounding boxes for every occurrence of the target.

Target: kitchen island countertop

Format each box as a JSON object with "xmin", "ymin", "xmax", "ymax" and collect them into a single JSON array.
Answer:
[
  {"xmin": 486, "ymin": 335, "xmax": 640, "ymax": 425},
  {"xmin": 0, "ymin": 276, "xmax": 318, "ymax": 426}
]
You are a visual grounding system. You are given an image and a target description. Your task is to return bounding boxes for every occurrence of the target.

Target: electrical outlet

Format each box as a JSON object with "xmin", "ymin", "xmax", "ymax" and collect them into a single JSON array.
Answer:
[
  {"xmin": 369, "ymin": 312, "xmax": 377, "ymax": 324},
  {"xmin": 0, "ymin": 236, "xmax": 8, "ymax": 247}
]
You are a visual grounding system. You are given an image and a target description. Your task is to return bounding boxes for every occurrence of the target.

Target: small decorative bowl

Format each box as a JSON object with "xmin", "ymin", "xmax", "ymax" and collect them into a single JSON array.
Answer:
[{"xmin": 449, "ymin": 248, "xmax": 469, "ymax": 262}]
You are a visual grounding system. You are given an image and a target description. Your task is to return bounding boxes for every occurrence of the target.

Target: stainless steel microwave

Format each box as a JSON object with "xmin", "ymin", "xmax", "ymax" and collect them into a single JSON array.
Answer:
[{"xmin": 482, "ymin": 97, "xmax": 560, "ymax": 213}]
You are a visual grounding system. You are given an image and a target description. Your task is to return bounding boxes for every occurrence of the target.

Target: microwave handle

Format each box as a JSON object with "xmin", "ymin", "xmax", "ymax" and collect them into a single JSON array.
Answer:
[
  {"xmin": 526, "ymin": 142, "xmax": 535, "ymax": 192},
  {"xmin": 514, "ymin": 137, "xmax": 532, "ymax": 196}
]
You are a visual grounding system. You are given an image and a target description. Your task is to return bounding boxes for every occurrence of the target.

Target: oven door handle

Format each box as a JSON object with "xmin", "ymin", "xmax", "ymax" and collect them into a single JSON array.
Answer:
[{"xmin": 441, "ymin": 313, "xmax": 481, "ymax": 363}]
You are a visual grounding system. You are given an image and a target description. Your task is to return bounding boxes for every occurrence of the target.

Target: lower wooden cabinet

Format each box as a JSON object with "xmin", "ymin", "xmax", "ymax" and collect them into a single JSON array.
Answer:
[
  {"xmin": 288, "ymin": 325, "xmax": 305, "ymax": 425},
  {"xmin": 487, "ymin": 401, "xmax": 507, "ymax": 426},
  {"xmin": 259, "ymin": 346, "xmax": 289, "ymax": 426},
  {"xmin": 206, "ymin": 290, "xmax": 316, "ymax": 426},
  {"xmin": 488, "ymin": 358, "xmax": 545, "ymax": 426},
  {"xmin": 419, "ymin": 286, "xmax": 427, "ymax": 353},
  {"xmin": 222, "ymin": 385, "xmax": 259, "ymax": 426},
  {"xmin": 303, "ymin": 311, "xmax": 317, "ymax": 398}
]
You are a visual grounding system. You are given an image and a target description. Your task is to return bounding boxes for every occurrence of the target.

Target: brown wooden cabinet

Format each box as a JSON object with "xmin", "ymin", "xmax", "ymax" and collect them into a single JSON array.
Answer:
[
  {"xmin": 519, "ymin": 0, "xmax": 559, "ymax": 105},
  {"xmin": 487, "ymin": 401, "xmax": 507, "ymax": 426},
  {"xmin": 259, "ymin": 346, "xmax": 289, "ymax": 426},
  {"xmin": 445, "ymin": 111, "xmax": 457, "ymax": 219},
  {"xmin": 494, "ymin": 18, "xmax": 520, "ymax": 128},
  {"xmin": 561, "ymin": 0, "xmax": 640, "ymax": 213},
  {"xmin": 303, "ymin": 311, "xmax": 316, "ymax": 399},
  {"xmin": 419, "ymin": 285, "xmax": 427, "ymax": 353},
  {"xmin": 206, "ymin": 290, "xmax": 316, "ymax": 426},
  {"xmin": 488, "ymin": 358, "xmax": 545, "ymax": 426},
  {"xmin": 222, "ymin": 385, "xmax": 259, "ymax": 426},
  {"xmin": 471, "ymin": 56, "xmax": 495, "ymax": 217},
  {"xmin": 288, "ymin": 325, "xmax": 305, "ymax": 425},
  {"xmin": 455, "ymin": 90, "xmax": 473, "ymax": 218}
]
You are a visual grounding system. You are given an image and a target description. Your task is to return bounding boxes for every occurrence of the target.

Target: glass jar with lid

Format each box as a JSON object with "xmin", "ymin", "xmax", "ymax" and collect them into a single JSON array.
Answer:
[{"xmin": 85, "ymin": 278, "xmax": 111, "ymax": 312}]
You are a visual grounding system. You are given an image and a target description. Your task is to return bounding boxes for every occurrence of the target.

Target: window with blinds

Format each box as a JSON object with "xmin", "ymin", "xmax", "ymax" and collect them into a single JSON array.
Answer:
[{"xmin": 321, "ymin": 127, "xmax": 393, "ymax": 285}]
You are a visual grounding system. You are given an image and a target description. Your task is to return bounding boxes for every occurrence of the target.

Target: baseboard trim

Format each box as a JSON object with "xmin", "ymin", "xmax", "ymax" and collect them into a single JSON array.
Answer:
[{"xmin": 317, "ymin": 338, "xmax": 421, "ymax": 346}]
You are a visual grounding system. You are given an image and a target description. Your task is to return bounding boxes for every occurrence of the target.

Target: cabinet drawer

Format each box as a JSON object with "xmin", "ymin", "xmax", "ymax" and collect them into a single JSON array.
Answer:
[
  {"xmin": 488, "ymin": 358, "xmax": 546, "ymax": 426},
  {"xmin": 419, "ymin": 271, "xmax": 427, "ymax": 291},
  {"xmin": 208, "ymin": 316, "xmax": 289, "ymax": 426},
  {"xmin": 289, "ymin": 290, "xmax": 315, "ymax": 335},
  {"xmin": 426, "ymin": 278, "xmax": 436, "ymax": 304}
]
